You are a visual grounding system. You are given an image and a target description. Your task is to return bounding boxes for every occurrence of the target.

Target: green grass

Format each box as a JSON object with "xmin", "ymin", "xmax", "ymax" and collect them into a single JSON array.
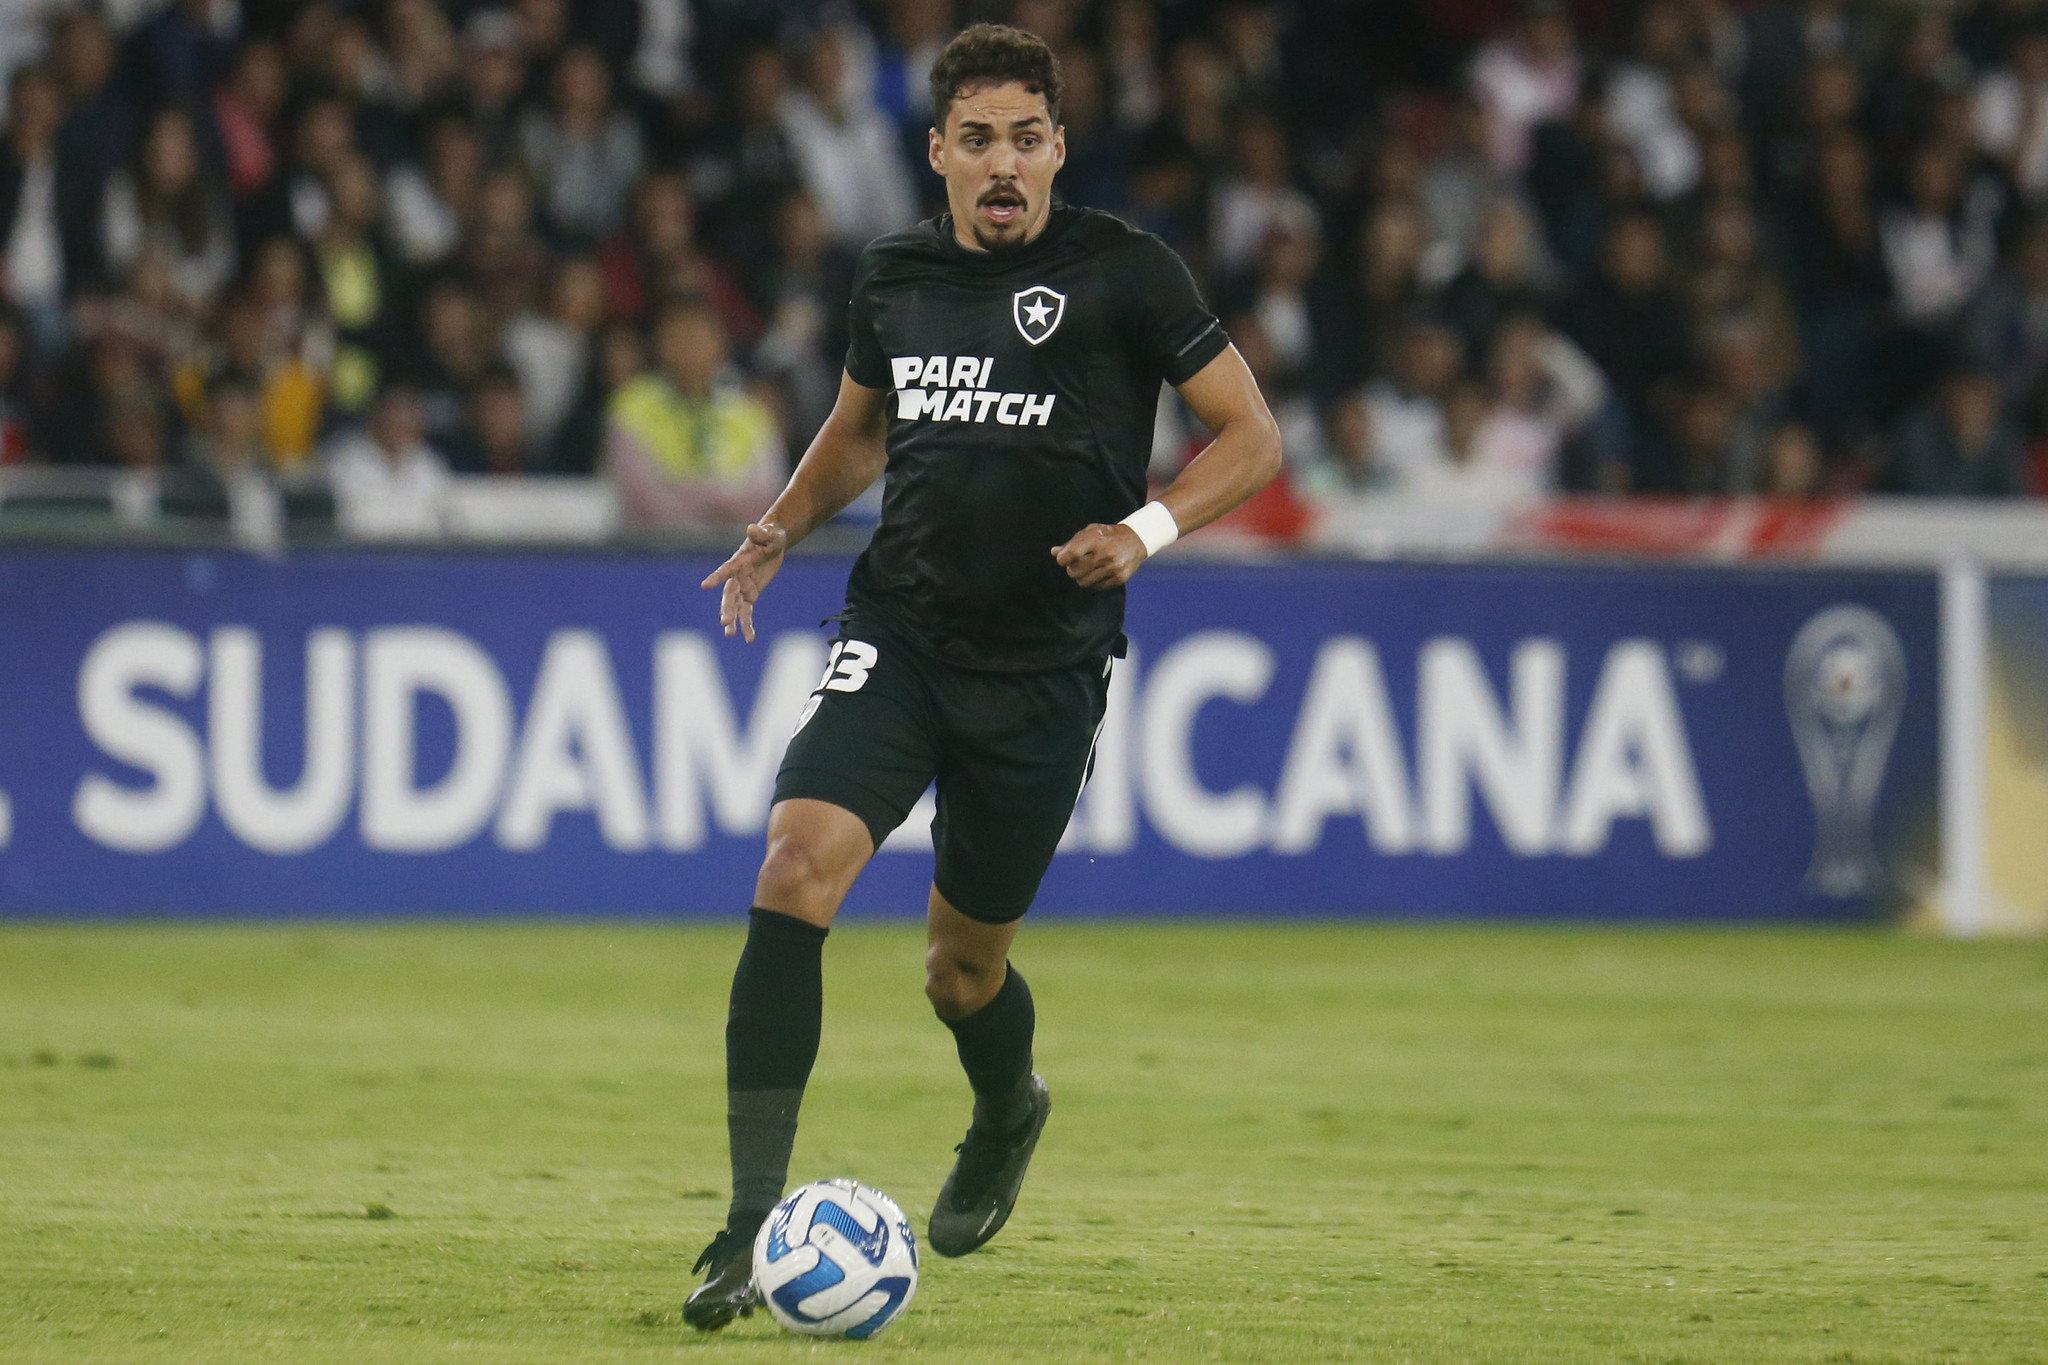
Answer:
[{"xmin": 1, "ymin": 923, "xmax": 2045, "ymax": 1364}]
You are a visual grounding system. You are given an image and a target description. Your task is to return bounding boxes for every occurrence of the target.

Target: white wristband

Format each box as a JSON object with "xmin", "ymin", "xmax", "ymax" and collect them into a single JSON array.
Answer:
[{"xmin": 1119, "ymin": 500, "xmax": 1180, "ymax": 558}]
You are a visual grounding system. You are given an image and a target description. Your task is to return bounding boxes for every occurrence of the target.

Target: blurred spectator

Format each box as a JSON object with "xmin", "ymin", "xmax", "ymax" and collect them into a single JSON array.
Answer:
[
  {"xmin": 212, "ymin": 41, "xmax": 288, "ymax": 206},
  {"xmin": 2, "ymin": 65, "xmax": 68, "ymax": 347},
  {"xmin": 1699, "ymin": 314, "xmax": 1794, "ymax": 492},
  {"xmin": 263, "ymin": 97, "xmax": 355, "ymax": 247},
  {"xmin": 326, "ymin": 384, "xmax": 453, "ymax": 539},
  {"xmin": 127, "ymin": 0, "xmax": 234, "ymax": 114},
  {"xmin": 1971, "ymin": 24, "xmax": 2048, "ymax": 204},
  {"xmin": 387, "ymin": 114, "xmax": 482, "ymax": 267},
  {"xmin": 1762, "ymin": 420, "xmax": 1825, "ymax": 498},
  {"xmin": 1470, "ymin": 0, "xmax": 1580, "ymax": 176},
  {"xmin": 1553, "ymin": 213, "xmax": 1694, "ymax": 489},
  {"xmin": 386, "ymin": 0, "xmax": 461, "ymax": 113},
  {"xmin": 1220, "ymin": 207, "xmax": 1337, "ymax": 398},
  {"xmin": 463, "ymin": 166, "xmax": 550, "ymax": 323},
  {"xmin": 312, "ymin": 155, "xmax": 397, "ymax": 415},
  {"xmin": 1215, "ymin": 1, "xmax": 1284, "ymax": 109},
  {"xmin": 778, "ymin": 30, "xmax": 916, "ymax": 254},
  {"xmin": 872, "ymin": 0, "xmax": 953, "ymax": 145},
  {"xmin": 608, "ymin": 172, "xmax": 757, "ymax": 344},
  {"xmin": 1359, "ymin": 317, "xmax": 1464, "ymax": 490},
  {"xmin": 408, "ymin": 280, "xmax": 497, "ymax": 459},
  {"xmin": 1881, "ymin": 141, "xmax": 2000, "ymax": 328},
  {"xmin": 1297, "ymin": 391, "xmax": 1378, "ymax": 500},
  {"xmin": 1342, "ymin": 198, "xmax": 1428, "ymax": 383},
  {"xmin": 750, "ymin": 191, "xmax": 856, "ymax": 459},
  {"xmin": 1417, "ymin": 98, "xmax": 1501, "ymax": 282},
  {"xmin": 51, "ymin": 10, "xmax": 130, "ymax": 288},
  {"xmin": 519, "ymin": 46, "xmax": 644, "ymax": 243},
  {"xmin": 1211, "ymin": 110, "xmax": 1317, "ymax": 276},
  {"xmin": 105, "ymin": 393, "xmax": 169, "ymax": 473},
  {"xmin": 1742, "ymin": 0, "xmax": 1866, "ymax": 155},
  {"xmin": 103, "ymin": 108, "xmax": 235, "ymax": 310},
  {"xmin": 1526, "ymin": 82, "xmax": 1609, "ymax": 280},
  {"xmin": 174, "ymin": 287, "xmax": 323, "ymax": 472},
  {"xmin": 1785, "ymin": 130, "xmax": 1886, "ymax": 450},
  {"xmin": 605, "ymin": 299, "xmax": 782, "ymax": 530},
  {"xmin": 446, "ymin": 363, "xmax": 535, "ymax": 475},
  {"xmin": 1669, "ymin": 382, "xmax": 1742, "ymax": 492},
  {"xmin": 692, "ymin": 47, "xmax": 803, "ymax": 267},
  {"xmin": 1440, "ymin": 197, "xmax": 1549, "ymax": 361},
  {"xmin": 1487, "ymin": 311, "xmax": 1607, "ymax": 483},
  {"xmin": 1106, "ymin": 0, "xmax": 1165, "ymax": 133},
  {"xmin": 1401, "ymin": 378, "xmax": 1550, "ymax": 503},
  {"xmin": 1605, "ymin": 0, "xmax": 1701, "ymax": 202},
  {"xmin": 1684, "ymin": 195, "xmax": 1801, "ymax": 390},
  {"xmin": 189, "ymin": 375, "xmax": 282, "ymax": 475},
  {"xmin": 1888, "ymin": 363, "xmax": 2029, "ymax": 496},
  {"xmin": 1962, "ymin": 215, "xmax": 2048, "ymax": 407},
  {"xmin": 1225, "ymin": 309, "xmax": 1325, "ymax": 472},
  {"xmin": 1868, "ymin": 11, "xmax": 1969, "ymax": 171},
  {"xmin": 503, "ymin": 255, "xmax": 607, "ymax": 454},
  {"xmin": 631, "ymin": 0, "xmax": 698, "ymax": 106},
  {"xmin": 460, "ymin": 9, "xmax": 529, "ymax": 166},
  {"xmin": 552, "ymin": 318, "xmax": 648, "ymax": 476},
  {"xmin": 1158, "ymin": 37, "xmax": 1233, "ymax": 169},
  {"xmin": 1052, "ymin": 46, "xmax": 1126, "ymax": 214}
]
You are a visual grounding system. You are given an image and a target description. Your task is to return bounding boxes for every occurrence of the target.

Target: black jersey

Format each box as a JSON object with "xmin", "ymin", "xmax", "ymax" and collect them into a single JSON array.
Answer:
[{"xmin": 840, "ymin": 202, "xmax": 1228, "ymax": 672}]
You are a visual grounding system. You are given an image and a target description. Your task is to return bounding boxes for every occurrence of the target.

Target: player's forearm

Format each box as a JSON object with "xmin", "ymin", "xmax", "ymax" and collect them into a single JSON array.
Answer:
[
  {"xmin": 761, "ymin": 414, "xmax": 887, "ymax": 547},
  {"xmin": 1154, "ymin": 411, "xmax": 1282, "ymax": 538}
]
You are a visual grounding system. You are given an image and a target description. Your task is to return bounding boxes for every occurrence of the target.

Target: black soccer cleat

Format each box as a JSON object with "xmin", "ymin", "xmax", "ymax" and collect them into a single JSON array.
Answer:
[
  {"xmin": 682, "ymin": 1220, "xmax": 761, "ymax": 1332},
  {"xmin": 928, "ymin": 1073, "xmax": 1051, "ymax": 1257}
]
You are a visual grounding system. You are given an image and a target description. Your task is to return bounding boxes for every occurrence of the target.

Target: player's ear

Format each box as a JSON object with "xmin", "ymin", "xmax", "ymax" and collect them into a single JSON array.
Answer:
[
  {"xmin": 1052, "ymin": 125, "xmax": 1066, "ymax": 172},
  {"xmin": 928, "ymin": 124, "xmax": 945, "ymax": 175}
]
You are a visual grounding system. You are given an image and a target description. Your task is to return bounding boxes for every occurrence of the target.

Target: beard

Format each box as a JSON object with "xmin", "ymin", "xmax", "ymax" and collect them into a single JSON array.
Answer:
[
  {"xmin": 969, "ymin": 218, "xmax": 1031, "ymax": 253},
  {"xmin": 969, "ymin": 188, "xmax": 1031, "ymax": 252}
]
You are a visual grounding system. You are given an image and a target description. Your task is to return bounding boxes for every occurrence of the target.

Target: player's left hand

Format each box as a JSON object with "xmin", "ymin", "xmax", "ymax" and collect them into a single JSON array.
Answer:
[{"xmin": 1052, "ymin": 523, "xmax": 1148, "ymax": 590}]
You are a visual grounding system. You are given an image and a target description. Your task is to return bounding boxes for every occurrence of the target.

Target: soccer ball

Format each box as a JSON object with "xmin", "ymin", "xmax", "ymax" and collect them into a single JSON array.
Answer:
[{"xmin": 752, "ymin": 1179, "xmax": 919, "ymax": 1339}]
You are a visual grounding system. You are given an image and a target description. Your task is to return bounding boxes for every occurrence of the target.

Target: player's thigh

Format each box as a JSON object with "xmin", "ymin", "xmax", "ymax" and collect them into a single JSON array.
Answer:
[
  {"xmin": 929, "ymin": 658, "xmax": 1110, "ymax": 925},
  {"xmin": 772, "ymin": 622, "xmax": 940, "ymax": 860}
]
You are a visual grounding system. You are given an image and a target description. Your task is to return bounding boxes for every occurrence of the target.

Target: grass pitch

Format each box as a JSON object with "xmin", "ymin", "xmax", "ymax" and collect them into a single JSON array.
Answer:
[{"xmin": 1, "ymin": 923, "xmax": 2044, "ymax": 1364}]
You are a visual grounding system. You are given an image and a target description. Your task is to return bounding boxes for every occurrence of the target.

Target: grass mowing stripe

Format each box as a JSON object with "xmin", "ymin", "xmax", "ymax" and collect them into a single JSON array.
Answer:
[{"xmin": 1, "ymin": 923, "xmax": 2044, "ymax": 1363}]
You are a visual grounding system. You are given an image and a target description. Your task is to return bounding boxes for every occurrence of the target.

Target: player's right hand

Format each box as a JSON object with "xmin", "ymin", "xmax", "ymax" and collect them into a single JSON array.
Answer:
[{"xmin": 701, "ymin": 521, "xmax": 789, "ymax": 643}]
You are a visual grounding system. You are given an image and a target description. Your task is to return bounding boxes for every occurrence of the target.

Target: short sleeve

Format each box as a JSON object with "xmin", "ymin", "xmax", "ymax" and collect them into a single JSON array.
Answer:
[
  {"xmin": 1121, "ymin": 232, "xmax": 1229, "ymax": 386},
  {"xmin": 842, "ymin": 247, "xmax": 891, "ymax": 390}
]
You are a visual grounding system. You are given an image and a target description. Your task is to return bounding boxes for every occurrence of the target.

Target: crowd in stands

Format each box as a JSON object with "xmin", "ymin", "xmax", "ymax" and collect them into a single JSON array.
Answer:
[{"xmin": 2, "ymin": 0, "xmax": 2046, "ymax": 538}]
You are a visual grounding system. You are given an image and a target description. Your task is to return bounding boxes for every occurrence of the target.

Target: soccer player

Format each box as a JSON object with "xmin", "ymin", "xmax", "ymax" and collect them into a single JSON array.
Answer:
[{"xmin": 685, "ymin": 23, "xmax": 1280, "ymax": 1329}]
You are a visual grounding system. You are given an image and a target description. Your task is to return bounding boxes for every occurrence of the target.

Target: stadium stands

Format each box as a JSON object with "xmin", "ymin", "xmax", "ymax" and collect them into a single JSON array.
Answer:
[{"xmin": 4, "ymin": 0, "xmax": 2048, "ymax": 544}]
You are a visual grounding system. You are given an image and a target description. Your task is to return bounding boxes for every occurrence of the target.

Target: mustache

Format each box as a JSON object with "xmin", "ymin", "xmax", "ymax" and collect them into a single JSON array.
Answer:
[{"xmin": 978, "ymin": 185, "xmax": 1026, "ymax": 207}]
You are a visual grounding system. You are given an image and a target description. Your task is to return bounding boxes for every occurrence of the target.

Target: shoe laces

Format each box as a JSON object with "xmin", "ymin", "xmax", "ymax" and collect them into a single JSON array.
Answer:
[{"xmin": 950, "ymin": 1121, "xmax": 1017, "ymax": 1206}]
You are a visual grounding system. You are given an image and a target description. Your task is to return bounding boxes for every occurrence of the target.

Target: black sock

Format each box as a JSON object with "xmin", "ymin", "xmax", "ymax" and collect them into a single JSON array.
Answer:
[
  {"xmin": 943, "ymin": 963, "xmax": 1036, "ymax": 1133},
  {"xmin": 724, "ymin": 908, "xmax": 827, "ymax": 1228}
]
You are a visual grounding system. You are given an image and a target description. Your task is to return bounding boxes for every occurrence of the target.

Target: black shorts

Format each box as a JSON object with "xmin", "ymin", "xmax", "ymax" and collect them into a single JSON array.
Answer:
[{"xmin": 772, "ymin": 617, "xmax": 1113, "ymax": 924}]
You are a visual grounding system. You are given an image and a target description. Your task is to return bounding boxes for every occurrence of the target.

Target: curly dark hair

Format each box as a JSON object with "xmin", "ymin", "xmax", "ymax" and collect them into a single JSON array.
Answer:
[{"xmin": 927, "ymin": 23, "xmax": 1063, "ymax": 130}]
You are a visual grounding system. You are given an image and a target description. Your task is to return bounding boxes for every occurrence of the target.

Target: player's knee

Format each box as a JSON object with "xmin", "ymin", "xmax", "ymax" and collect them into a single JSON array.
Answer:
[
  {"xmin": 755, "ymin": 835, "xmax": 846, "ymax": 918},
  {"xmin": 924, "ymin": 944, "xmax": 1001, "ymax": 1020}
]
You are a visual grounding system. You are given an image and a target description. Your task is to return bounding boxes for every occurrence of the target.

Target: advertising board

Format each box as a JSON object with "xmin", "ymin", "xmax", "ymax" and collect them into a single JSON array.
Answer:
[{"xmin": 0, "ymin": 549, "xmax": 1938, "ymax": 919}]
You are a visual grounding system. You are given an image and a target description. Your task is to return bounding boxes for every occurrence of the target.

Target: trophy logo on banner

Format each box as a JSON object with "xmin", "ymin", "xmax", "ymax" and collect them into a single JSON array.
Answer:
[{"xmin": 1783, "ymin": 605, "xmax": 1907, "ymax": 898}]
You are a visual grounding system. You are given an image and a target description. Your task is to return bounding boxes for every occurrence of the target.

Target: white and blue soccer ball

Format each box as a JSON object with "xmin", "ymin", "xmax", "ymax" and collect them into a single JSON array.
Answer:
[{"xmin": 752, "ymin": 1179, "xmax": 919, "ymax": 1339}]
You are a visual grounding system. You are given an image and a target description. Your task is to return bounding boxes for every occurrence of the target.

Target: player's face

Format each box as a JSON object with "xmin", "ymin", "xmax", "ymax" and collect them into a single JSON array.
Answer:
[{"xmin": 929, "ymin": 82, "xmax": 1066, "ymax": 253}]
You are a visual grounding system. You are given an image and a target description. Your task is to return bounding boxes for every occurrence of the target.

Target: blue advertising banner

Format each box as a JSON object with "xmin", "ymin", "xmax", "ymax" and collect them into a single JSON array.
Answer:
[{"xmin": 0, "ymin": 548, "xmax": 1938, "ymax": 920}]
